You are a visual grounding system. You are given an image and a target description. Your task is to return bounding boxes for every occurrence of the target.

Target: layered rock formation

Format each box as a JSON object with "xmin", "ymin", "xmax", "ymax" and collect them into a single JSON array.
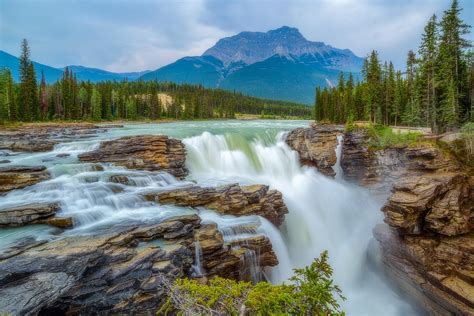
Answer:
[
  {"xmin": 286, "ymin": 123, "xmax": 343, "ymax": 176},
  {"xmin": 79, "ymin": 135, "xmax": 188, "ymax": 179},
  {"xmin": 342, "ymin": 128, "xmax": 474, "ymax": 314},
  {"xmin": 0, "ymin": 166, "xmax": 50, "ymax": 193},
  {"xmin": 0, "ymin": 213, "xmax": 278, "ymax": 314},
  {"xmin": 0, "ymin": 123, "xmax": 122, "ymax": 152},
  {"xmin": 144, "ymin": 183, "xmax": 288, "ymax": 226},
  {"xmin": 341, "ymin": 128, "xmax": 456, "ymax": 191},
  {"xmin": 0, "ymin": 203, "xmax": 73, "ymax": 228}
]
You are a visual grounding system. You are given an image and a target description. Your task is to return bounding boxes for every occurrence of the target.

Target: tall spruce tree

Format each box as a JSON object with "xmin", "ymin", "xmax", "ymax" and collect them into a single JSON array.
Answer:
[
  {"xmin": 17, "ymin": 39, "xmax": 38, "ymax": 121},
  {"xmin": 419, "ymin": 14, "xmax": 439, "ymax": 130},
  {"xmin": 39, "ymin": 71, "xmax": 47, "ymax": 120},
  {"xmin": 91, "ymin": 87, "xmax": 102, "ymax": 121},
  {"xmin": 437, "ymin": 0, "xmax": 471, "ymax": 129}
]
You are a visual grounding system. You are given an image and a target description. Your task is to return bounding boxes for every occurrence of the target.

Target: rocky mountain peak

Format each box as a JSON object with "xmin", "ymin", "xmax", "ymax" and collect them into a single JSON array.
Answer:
[{"xmin": 203, "ymin": 26, "xmax": 340, "ymax": 67}]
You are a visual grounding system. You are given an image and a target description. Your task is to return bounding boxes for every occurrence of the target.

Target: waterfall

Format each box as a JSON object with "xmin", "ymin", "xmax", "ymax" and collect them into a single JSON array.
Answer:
[
  {"xmin": 184, "ymin": 131, "xmax": 415, "ymax": 315},
  {"xmin": 0, "ymin": 121, "xmax": 415, "ymax": 315},
  {"xmin": 192, "ymin": 240, "xmax": 205, "ymax": 277}
]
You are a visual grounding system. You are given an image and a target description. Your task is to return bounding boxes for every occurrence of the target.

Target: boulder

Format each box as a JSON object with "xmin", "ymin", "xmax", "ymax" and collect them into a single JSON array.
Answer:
[
  {"xmin": 0, "ymin": 166, "xmax": 50, "ymax": 193},
  {"xmin": 78, "ymin": 135, "xmax": 188, "ymax": 179},
  {"xmin": 286, "ymin": 123, "xmax": 342, "ymax": 176},
  {"xmin": 144, "ymin": 183, "xmax": 288, "ymax": 226}
]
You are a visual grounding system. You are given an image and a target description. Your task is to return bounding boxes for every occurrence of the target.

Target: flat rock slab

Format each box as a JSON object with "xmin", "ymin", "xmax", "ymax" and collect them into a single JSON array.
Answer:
[
  {"xmin": 78, "ymin": 135, "xmax": 188, "ymax": 179},
  {"xmin": 0, "ymin": 166, "xmax": 50, "ymax": 193},
  {"xmin": 0, "ymin": 123, "xmax": 123, "ymax": 152},
  {"xmin": 144, "ymin": 183, "xmax": 288, "ymax": 226},
  {"xmin": 0, "ymin": 202, "xmax": 72, "ymax": 228}
]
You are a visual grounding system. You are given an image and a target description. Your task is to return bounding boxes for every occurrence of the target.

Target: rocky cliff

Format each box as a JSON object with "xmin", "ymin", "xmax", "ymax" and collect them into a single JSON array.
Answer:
[
  {"xmin": 286, "ymin": 123, "xmax": 343, "ymax": 176},
  {"xmin": 342, "ymin": 128, "xmax": 474, "ymax": 314}
]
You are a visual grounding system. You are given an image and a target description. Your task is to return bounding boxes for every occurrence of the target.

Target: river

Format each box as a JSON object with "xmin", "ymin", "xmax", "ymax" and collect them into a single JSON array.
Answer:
[{"xmin": 0, "ymin": 120, "xmax": 416, "ymax": 315}]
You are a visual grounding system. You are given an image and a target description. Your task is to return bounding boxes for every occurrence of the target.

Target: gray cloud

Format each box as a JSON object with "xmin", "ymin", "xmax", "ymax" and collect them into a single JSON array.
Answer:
[{"xmin": 1, "ymin": 0, "xmax": 472, "ymax": 72}]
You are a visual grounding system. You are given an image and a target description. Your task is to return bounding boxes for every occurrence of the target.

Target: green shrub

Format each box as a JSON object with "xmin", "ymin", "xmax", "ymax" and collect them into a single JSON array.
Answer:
[{"xmin": 158, "ymin": 251, "xmax": 345, "ymax": 316}]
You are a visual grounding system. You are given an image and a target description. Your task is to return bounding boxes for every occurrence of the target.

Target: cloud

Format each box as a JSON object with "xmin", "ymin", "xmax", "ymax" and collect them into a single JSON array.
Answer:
[{"xmin": 1, "ymin": 0, "xmax": 472, "ymax": 72}]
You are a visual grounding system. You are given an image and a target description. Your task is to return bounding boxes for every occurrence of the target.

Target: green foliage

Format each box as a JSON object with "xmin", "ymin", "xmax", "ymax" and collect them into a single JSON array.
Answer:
[
  {"xmin": 366, "ymin": 125, "xmax": 423, "ymax": 149},
  {"xmin": 159, "ymin": 251, "xmax": 345, "ymax": 316},
  {"xmin": 460, "ymin": 122, "xmax": 474, "ymax": 156}
]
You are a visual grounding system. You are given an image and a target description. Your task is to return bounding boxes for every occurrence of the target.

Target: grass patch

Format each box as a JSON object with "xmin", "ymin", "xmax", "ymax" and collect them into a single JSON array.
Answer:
[{"xmin": 366, "ymin": 125, "xmax": 424, "ymax": 149}]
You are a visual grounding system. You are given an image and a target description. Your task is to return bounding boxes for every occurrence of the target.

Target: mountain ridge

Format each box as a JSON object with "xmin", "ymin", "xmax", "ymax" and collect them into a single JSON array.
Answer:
[{"xmin": 0, "ymin": 50, "xmax": 150, "ymax": 83}]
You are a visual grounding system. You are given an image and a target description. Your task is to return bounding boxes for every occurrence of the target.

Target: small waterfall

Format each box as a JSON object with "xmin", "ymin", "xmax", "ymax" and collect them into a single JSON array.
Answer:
[
  {"xmin": 192, "ymin": 240, "xmax": 205, "ymax": 277},
  {"xmin": 198, "ymin": 210, "xmax": 283, "ymax": 283},
  {"xmin": 333, "ymin": 135, "xmax": 344, "ymax": 181}
]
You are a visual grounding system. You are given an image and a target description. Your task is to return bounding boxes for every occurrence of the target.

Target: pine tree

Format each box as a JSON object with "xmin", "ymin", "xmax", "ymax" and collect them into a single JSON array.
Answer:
[
  {"xmin": 393, "ymin": 71, "xmax": 405, "ymax": 126},
  {"xmin": 91, "ymin": 87, "xmax": 102, "ymax": 121},
  {"xmin": 27, "ymin": 62, "xmax": 39, "ymax": 120},
  {"xmin": 126, "ymin": 97, "xmax": 137, "ymax": 120},
  {"xmin": 437, "ymin": 0, "xmax": 471, "ymax": 129},
  {"xmin": 419, "ymin": 15, "xmax": 439, "ymax": 130},
  {"xmin": 365, "ymin": 50, "xmax": 382, "ymax": 123},
  {"xmin": 17, "ymin": 39, "xmax": 37, "ymax": 121},
  {"xmin": 403, "ymin": 50, "xmax": 422, "ymax": 125},
  {"xmin": 345, "ymin": 73, "xmax": 354, "ymax": 121},
  {"xmin": 4, "ymin": 69, "xmax": 16, "ymax": 121},
  {"xmin": 39, "ymin": 71, "xmax": 47, "ymax": 120}
]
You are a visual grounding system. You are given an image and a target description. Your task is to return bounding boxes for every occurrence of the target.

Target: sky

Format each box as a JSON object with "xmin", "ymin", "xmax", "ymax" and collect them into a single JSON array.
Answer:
[{"xmin": 1, "ymin": 0, "xmax": 473, "ymax": 72}]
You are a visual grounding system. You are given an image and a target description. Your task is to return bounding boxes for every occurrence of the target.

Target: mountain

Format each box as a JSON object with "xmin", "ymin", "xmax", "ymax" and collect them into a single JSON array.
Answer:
[
  {"xmin": 0, "ymin": 50, "xmax": 63, "ymax": 83},
  {"xmin": 0, "ymin": 51, "xmax": 150, "ymax": 83},
  {"xmin": 141, "ymin": 26, "xmax": 364, "ymax": 104}
]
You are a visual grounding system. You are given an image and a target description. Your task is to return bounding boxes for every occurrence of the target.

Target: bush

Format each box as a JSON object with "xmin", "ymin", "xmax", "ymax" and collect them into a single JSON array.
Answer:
[{"xmin": 158, "ymin": 251, "xmax": 345, "ymax": 316}]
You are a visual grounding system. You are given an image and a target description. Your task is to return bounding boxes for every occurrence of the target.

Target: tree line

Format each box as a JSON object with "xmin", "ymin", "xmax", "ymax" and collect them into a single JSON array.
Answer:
[
  {"xmin": 315, "ymin": 0, "xmax": 473, "ymax": 132},
  {"xmin": 0, "ymin": 41, "xmax": 312, "ymax": 123}
]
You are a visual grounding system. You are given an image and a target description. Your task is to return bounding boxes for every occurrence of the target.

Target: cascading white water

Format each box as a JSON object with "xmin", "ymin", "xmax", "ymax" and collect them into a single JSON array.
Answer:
[
  {"xmin": 184, "ymin": 131, "xmax": 416, "ymax": 315},
  {"xmin": 192, "ymin": 240, "xmax": 205, "ymax": 277},
  {"xmin": 0, "ymin": 121, "xmax": 416, "ymax": 315}
]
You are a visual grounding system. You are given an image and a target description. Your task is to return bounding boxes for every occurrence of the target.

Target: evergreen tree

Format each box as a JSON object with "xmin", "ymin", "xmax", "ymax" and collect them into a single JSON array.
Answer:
[
  {"xmin": 419, "ymin": 14, "xmax": 439, "ymax": 130},
  {"xmin": 4, "ymin": 69, "xmax": 16, "ymax": 121},
  {"xmin": 403, "ymin": 50, "xmax": 422, "ymax": 125},
  {"xmin": 126, "ymin": 97, "xmax": 137, "ymax": 120},
  {"xmin": 17, "ymin": 39, "xmax": 38, "ymax": 121},
  {"xmin": 39, "ymin": 71, "xmax": 47, "ymax": 120},
  {"xmin": 437, "ymin": 0, "xmax": 471, "ymax": 129},
  {"xmin": 365, "ymin": 50, "xmax": 382, "ymax": 123},
  {"xmin": 91, "ymin": 87, "xmax": 102, "ymax": 121},
  {"xmin": 27, "ymin": 62, "xmax": 39, "ymax": 120}
]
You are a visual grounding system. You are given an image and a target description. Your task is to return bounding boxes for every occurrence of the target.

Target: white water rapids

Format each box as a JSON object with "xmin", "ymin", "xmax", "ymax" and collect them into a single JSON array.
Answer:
[{"xmin": 0, "ymin": 121, "xmax": 417, "ymax": 315}]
